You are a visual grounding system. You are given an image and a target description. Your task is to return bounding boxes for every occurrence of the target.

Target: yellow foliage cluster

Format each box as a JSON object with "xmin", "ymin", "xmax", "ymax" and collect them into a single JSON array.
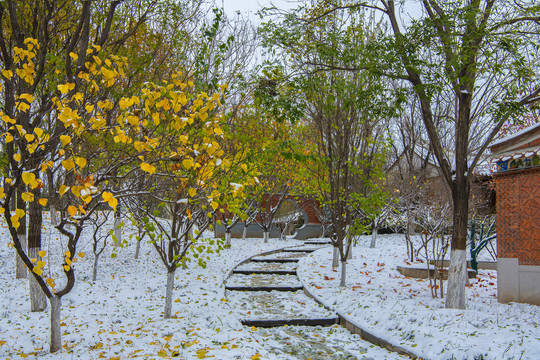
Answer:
[{"xmin": 0, "ymin": 37, "xmax": 248, "ymax": 294}]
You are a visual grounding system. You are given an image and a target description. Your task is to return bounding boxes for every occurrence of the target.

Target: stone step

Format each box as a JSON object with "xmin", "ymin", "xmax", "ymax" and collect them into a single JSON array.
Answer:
[
  {"xmin": 253, "ymin": 252, "xmax": 306, "ymax": 260},
  {"xmin": 227, "ymin": 273, "xmax": 301, "ymax": 288},
  {"xmin": 250, "ymin": 258, "xmax": 300, "ymax": 263},
  {"xmin": 233, "ymin": 269, "xmax": 297, "ymax": 275},
  {"xmin": 241, "ymin": 317, "xmax": 339, "ymax": 328},
  {"xmin": 304, "ymin": 241, "xmax": 332, "ymax": 245},
  {"xmin": 235, "ymin": 262, "xmax": 298, "ymax": 272},
  {"xmin": 281, "ymin": 248, "xmax": 316, "ymax": 253},
  {"xmin": 229, "ymin": 290, "xmax": 336, "ymax": 320},
  {"xmin": 226, "ymin": 285, "xmax": 304, "ymax": 292}
]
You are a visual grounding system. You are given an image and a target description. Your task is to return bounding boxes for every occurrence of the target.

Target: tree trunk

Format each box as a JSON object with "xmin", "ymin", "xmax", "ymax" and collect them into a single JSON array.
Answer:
[
  {"xmin": 135, "ymin": 224, "xmax": 143, "ymax": 259},
  {"xmin": 405, "ymin": 230, "xmax": 414, "ymax": 262},
  {"xmin": 263, "ymin": 231, "xmax": 269, "ymax": 243},
  {"xmin": 225, "ymin": 230, "xmax": 231, "ymax": 246},
  {"xmin": 340, "ymin": 259, "xmax": 347, "ymax": 287},
  {"xmin": 135, "ymin": 240, "xmax": 141, "ymax": 259},
  {"xmin": 49, "ymin": 295, "xmax": 62, "ymax": 353},
  {"xmin": 49, "ymin": 204, "xmax": 58, "ymax": 227},
  {"xmin": 114, "ymin": 206, "xmax": 122, "ymax": 245},
  {"xmin": 46, "ymin": 169, "xmax": 58, "ymax": 226},
  {"xmin": 332, "ymin": 247, "xmax": 339, "ymax": 269},
  {"xmin": 445, "ymin": 249, "xmax": 467, "ymax": 308},
  {"xmin": 164, "ymin": 270, "xmax": 175, "ymax": 319},
  {"xmin": 242, "ymin": 224, "xmax": 248, "ymax": 239},
  {"xmin": 346, "ymin": 232, "xmax": 353, "ymax": 259},
  {"xmin": 10, "ymin": 189, "xmax": 16, "ymax": 211},
  {"xmin": 189, "ymin": 224, "xmax": 198, "ymax": 240},
  {"xmin": 16, "ymin": 234, "xmax": 27, "ymax": 279},
  {"xmin": 445, "ymin": 183, "xmax": 470, "ymax": 309},
  {"xmin": 28, "ymin": 247, "xmax": 48, "ymax": 311},
  {"xmin": 28, "ymin": 179, "xmax": 47, "ymax": 312},
  {"xmin": 92, "ymin": 254, "xmax": 99, "ymax": 282},
  {"xmin": 15, "ymin": 192, "xmax": 27, "ymax": 279},
  {"xmin": 370, "ymin": 226, "xmax": 378, "ymax": 249}
]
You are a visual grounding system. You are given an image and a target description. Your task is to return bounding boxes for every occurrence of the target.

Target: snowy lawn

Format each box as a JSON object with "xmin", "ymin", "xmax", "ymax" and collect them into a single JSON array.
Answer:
[
  {"xmin": 0, "ymin": 213, "xmax": 314, "ymax": 359},
  {"xmin": 297, "ymin": 234, "xmax": 540, "ymax": 360}
]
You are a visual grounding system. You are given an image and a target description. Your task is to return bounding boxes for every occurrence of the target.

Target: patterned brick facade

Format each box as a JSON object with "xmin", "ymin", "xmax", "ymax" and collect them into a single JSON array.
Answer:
[{"xmin": 495, "ymin": 166, "xmax": 540, "ymax": 266}]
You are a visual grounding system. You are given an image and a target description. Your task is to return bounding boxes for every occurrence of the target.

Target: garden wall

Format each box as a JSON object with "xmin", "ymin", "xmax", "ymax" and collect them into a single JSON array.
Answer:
[{"xmin": 495, "ymin": 166, "xmax": 540, "ymax": 305}]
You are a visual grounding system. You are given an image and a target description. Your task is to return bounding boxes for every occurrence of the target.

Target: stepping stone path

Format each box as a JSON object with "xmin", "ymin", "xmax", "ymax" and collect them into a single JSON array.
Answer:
[
  {"xmin": 226, "ymin": 239, "xmax": 337, "ymax": 328},
  {"xmin": 225, "ymin": 239, "xmax": 409, "ymax": 359}
]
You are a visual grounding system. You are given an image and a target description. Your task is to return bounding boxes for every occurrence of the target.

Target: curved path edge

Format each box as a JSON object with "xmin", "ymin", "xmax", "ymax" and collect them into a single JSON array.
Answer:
[{"xmin": 298, "ymin": 254, "xmax": 421, "ymax": 360}]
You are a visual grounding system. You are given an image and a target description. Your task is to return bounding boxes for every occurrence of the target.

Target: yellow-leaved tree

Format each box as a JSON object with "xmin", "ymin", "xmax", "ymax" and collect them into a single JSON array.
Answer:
[
  {"xmin": 116, "ymin": 77, "xmax": 242, "ymax": 319},
  {"xmin": 0, "ymin": 0, "xmax": 154, "ymax": 324},
  {"xmin": 0, "ymin": 0, "xmax": 245, "ymax": 353},
  {"xmin": 0, "ymin": 38, "xmax": 132, "ymax": 352}
]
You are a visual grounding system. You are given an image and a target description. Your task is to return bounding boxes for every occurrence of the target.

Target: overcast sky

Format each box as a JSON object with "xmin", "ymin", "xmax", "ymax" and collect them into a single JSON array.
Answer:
[
  {"xmin": 220, "ymin": 0, "xmax": 297, "ymax": 17},
  {"xmin": 220, "ymin": 0, "xmax": 423, "ymax": 23}
]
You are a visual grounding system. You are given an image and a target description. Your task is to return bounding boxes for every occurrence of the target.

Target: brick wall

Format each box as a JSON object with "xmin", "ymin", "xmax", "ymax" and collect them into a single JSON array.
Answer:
[
  {"xmin": 296, "ymin": 198, "xmax": 321, "ymax": 224},
  {"xmin": 495, "ymin": 166, "xmax": 540, "ymax": 266}
]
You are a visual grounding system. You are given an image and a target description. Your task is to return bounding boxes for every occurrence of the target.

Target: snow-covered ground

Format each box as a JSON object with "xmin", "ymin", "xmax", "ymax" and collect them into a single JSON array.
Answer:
[
  {"xmin": 0, "ymin": 214, "xmax": 393, "ymax": 359},
  {"xmin": 0, "ymin": 213, "xmax": 310, "ymax": 359},
  {"xmin": 2, "ymin": 215, "xmax": 538, "ymax": 359},
  {"xmin": 298, "ymin": 234, "xmax": 540, "ymax": 360}
]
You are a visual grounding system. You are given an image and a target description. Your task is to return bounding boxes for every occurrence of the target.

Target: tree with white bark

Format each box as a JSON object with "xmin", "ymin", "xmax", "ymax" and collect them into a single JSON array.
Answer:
[
  {"xmin": 123, "ymin": 175, "xmax": 151, "ymax": 260},
  {"xmin": 216, "ymin": 182, "xmax": 248, "ymax": 246},
  {"xmin": 315, "ymin": 0, "xmax": 540, "ymax": 308},
  {"xmin": 240, "ymin": 197, "xmax": 257, "ymax": 240},
  {"xmin": 367, "ymin": 201, "xmax": 396, "ymax": 249},
  {"xmin": 252, "ymin": 185, "xmax": 290, "ymax": 243}
]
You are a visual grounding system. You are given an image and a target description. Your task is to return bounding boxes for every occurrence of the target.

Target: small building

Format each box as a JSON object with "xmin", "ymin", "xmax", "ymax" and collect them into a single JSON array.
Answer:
[{"xmin": 489, "ymin": 122, "xmax": 540, "ymax": 305}]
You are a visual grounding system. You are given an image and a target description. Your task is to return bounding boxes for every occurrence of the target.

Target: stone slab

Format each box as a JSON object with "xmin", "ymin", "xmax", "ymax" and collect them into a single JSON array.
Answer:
[
  {"xmin": 241, "ymin": 318, "xmax": 339, "ymax": 327},
  {"xmin": 233, "ymin": 269, "xmax": 297, "ymax": 275},
  {"xmin": 226, "ymin": 285, "xmax": 304, "ymax": 292}
]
